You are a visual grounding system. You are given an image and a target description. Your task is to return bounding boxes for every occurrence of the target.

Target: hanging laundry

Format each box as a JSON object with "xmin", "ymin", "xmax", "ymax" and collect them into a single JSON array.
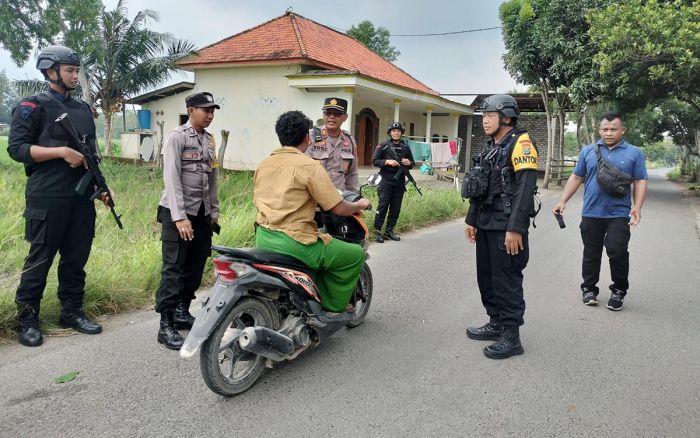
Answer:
[
  {"xmin": 430, "ymin": 142, "xmax": 453, "ymax": 168},
  {"xmin": 449, "ymin": 139, "xmax": 457, "ymax": 155},
  {"xmin": 405, "ymin": 139, "xmax": 432, "ymax": 161}
]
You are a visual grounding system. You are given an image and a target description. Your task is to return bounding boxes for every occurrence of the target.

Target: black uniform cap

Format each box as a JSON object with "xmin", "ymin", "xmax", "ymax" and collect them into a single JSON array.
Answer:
[
  {"xmin": 186, "ymin": 92, "xmax": 220, "ymax": 109},
  {"xmin": 322, "ymin": 97, "xmax": 348, "ymax": 113}
]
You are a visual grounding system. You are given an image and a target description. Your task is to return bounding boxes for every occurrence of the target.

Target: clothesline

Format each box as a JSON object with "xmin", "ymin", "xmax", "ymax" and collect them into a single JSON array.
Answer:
[{"xmin": 405, "ymin": 138, "xmax": 460, "ymax": 169}]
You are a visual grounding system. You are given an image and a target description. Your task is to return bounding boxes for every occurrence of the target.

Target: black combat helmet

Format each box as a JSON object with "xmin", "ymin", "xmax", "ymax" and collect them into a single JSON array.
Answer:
[
  {"xmin": 479, "ymin": 94, "xmax": 520, "ymax": 119},
  {"xmin": 36, "ymin": 45, "xmax": 81, "ymax": 70},
  {"xmin": 36, "ymin": 45, "xmax": 81, "ymax": 90},
  {"xmin": 387, "ymin": 121, "xmax": 405, "ymax": 135}
]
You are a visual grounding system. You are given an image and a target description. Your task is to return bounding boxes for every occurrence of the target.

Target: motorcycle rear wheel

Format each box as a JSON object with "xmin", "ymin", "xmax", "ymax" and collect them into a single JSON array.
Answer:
[
  {"xmin": 347, "ymin": 262, "xmax": 373, "ymax": 328},
  {"xmin": 200, "ymin": 298, "xmax": 273, "ymax": 396}
]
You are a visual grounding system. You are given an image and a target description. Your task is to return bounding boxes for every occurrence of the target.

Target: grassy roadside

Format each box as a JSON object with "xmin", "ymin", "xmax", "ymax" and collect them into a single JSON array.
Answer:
[{"xmin": 0, "ymin": 135, "xmax": 467, "ymax": 340}]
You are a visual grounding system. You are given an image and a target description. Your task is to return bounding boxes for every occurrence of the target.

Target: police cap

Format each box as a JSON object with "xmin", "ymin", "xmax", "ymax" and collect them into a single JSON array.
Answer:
[
  {"xmin": 322, "ymin": 97, "xmax": 348, "ymax": 113},
  {"xmin": 186, "ymin": 92, "xmax": 220, "ymax": 109}
]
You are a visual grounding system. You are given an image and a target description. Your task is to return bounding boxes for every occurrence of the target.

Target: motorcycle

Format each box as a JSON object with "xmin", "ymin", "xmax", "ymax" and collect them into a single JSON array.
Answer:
[{"xmin": 180, "ymin": 174, "xmax": 381, "ymax": 396}]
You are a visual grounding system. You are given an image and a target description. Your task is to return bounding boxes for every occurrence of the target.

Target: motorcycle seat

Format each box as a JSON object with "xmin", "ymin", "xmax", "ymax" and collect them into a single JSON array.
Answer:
[{"xmin": 212, "ymin": 246, "xmax": 311, "ymax": 272}]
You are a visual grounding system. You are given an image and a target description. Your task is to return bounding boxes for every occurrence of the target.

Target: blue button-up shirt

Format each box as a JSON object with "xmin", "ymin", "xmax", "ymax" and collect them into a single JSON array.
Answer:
[{"xmin": 573, "ymin": 139, "xmax": 648, "ymax": 218}]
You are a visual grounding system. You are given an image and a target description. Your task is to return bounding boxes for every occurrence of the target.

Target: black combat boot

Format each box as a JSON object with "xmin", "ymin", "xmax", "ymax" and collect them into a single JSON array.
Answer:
[
  {"xmin": 158, "ymin": 312, "xmax": 184, "ymax": 350},
  {"xmin": 466, "ymin": 316, "xmax": 502, "ymax": 341},
  {"xmin": 483, "ymin": 325, "xmax": 524, "ymax": 359},
  {"xmin": 173, "ymin": 302, "xmax": 195, "ymax": 330},
  {"xmin": 17, "ymin": 306, "xmax": 43, "ymax": 347},
  {"xmin": 374, "ymin": 230, "xmax": 384, "ymax": 243},
  {"xmin": 59, "ymin": 308, "xmax": 102, "ymax": 334},
  {"xmin": 384, "ymin": 229, "xmax": 401, "ymax": 241}
]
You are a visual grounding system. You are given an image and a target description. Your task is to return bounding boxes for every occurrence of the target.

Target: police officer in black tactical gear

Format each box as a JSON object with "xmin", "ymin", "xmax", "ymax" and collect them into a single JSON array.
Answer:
[
  {"xmin": 372, "ymin": 122, "xmax": 415, "ymax": 243},
  {"xmin": 463, "ymin": 94, "xmax": 539, "ymax": 359},
  {"xmin": 8, "ymin": 45, "xmax": 105, "ymax": 347}
]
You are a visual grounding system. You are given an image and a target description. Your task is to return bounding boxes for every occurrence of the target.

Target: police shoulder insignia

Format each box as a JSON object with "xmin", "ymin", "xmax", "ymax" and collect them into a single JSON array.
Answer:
[
  {"xmin": 511, "ymin": 133, "xmax": 538, "ymax": 171},
  {"xmin": 19, "ymin": 100, "xmax": 38, "ymax": 120}
]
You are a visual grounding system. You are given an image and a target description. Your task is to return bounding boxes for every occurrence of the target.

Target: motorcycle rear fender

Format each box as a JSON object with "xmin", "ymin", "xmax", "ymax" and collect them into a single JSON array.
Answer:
[{"xmin": 179, "ymin": 271, "xmax": 288, "ymax": 359}]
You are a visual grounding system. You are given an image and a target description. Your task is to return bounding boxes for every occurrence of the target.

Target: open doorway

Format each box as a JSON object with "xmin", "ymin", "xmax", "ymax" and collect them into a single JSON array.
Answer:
[{"xmin": 355, "ymin": 108, "xmax": 379, "ymax": 165}]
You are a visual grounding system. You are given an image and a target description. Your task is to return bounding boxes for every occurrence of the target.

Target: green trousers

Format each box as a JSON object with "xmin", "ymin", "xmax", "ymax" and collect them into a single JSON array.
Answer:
[{"xmin": 255, "ymin": 227, "xmax": 364, "ymax": 312}]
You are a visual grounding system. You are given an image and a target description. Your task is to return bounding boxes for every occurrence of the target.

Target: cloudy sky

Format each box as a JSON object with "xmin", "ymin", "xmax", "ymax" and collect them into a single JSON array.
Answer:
[{"xmin": 0, "ymin": 0, "xmax": 520, "ymax": 102}]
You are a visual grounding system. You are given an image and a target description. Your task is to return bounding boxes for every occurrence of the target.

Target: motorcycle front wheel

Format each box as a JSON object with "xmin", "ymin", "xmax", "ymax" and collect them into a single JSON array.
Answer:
[
  {"xmin": 347, "ymin": 262, "xmax": 373, "ymax": 328},
  {"xmin": 200, "ymin": 298, "xmax": 273, "ymax": 396}
]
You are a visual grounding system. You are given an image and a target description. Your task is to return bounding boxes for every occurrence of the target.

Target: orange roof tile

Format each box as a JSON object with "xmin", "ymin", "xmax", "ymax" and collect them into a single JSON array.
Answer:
[{"xmin": 179, "ymin": 12, "xmax": 437, "ymax": 95}]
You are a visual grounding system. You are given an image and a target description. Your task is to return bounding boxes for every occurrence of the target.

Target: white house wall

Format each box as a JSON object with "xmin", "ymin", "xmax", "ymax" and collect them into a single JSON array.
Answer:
[
  {"xmin": 140, "ymin": 92, "xmax": 190, "ymax": 142},
  {"xmin": 141, "ymin": 64, "xmax": 346, "ymax": 171},
  {"xmin": 136, "ymin": 65, "xmax": 463, "ymax": 169}
]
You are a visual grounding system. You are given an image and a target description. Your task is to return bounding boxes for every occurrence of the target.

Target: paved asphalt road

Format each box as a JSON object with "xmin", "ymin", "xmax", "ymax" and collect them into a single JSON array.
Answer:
[{"xmin": 1, "ymin": 170, "xmax": 698, "ymax": 437}]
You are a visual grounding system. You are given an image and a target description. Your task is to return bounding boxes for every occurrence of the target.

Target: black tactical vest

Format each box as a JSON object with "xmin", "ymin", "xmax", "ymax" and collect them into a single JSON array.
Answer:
[{"xmin": 26, "ymin": 93, "xmax": 97, "ymax": 198}]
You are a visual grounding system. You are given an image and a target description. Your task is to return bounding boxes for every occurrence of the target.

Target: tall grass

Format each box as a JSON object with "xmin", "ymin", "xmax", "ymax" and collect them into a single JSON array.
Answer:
[{"xmin": 0, "ymin": 135, "xmax": 466, "ymax": 338}]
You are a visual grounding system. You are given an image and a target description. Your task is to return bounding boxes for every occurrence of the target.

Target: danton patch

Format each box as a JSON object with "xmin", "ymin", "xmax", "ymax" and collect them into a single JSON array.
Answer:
[{"xmin": 511, "ymin": 133, "xmax": 538, "ymax": 171}]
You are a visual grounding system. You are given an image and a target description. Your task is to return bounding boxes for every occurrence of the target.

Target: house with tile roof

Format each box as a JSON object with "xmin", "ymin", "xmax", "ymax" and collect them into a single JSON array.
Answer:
[{"xmin": 128, "ymin": 11, "xmax": 473, "ymax": 170}]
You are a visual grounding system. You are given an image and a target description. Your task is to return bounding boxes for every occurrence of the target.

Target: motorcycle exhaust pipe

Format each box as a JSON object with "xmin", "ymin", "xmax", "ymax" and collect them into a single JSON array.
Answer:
[{"xmin": 239, "ymin": 326, "xmax": 295, "ymax": 362}]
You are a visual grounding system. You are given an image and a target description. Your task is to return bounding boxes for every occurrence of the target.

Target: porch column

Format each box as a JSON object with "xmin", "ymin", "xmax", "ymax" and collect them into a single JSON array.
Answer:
[
  {"xmin": 425, "ymin": 106, "xmax": 433, "ymax": 142},
  {"xmin": 343, "ymin": 87, "xmax": 355, "ymax": 132},
  {"xmin": 393, "ymin": 99, "xmax": 401, "ymax": 122},
  {"xmin": 464, "ymin": 114, "xmax": 473, "ymax": 171},
  {"xmin": 451, "ymin": 113, "xmax": 460, "ymax": 139}
]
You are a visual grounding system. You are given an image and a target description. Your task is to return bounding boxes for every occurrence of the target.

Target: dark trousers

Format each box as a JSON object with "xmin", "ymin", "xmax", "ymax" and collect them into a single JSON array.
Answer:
[
  {"xmin": 374, "ymin": 182, "xmax": 405, "ymax": 231},
  {"xmin": 475, "ymin": 229, "xmax": 528, "ymax": 326},
  {"xmin": 155, "ymin": 205, "xmax": 212, "ymax": 313},
  {"xmin": 16, "ymin": 197, "xmax": 96, "ymax": 314},
  {"xmin": 579, "ymin": 217, "xmax": 630, "ymax": 293}
]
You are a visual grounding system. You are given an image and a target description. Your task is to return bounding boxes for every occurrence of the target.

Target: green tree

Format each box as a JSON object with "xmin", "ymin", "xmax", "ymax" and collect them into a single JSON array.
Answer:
[
  {"xmin": 588, "ymin": 0, "xmax": 700, "ymax": 180},
  {"xmin": 499, "ymin": 0, "xmax": 615, "ymax": 187},
  {"xmin": 0, "ymin": 70, "xmax": 19, "ymax": 124},
  {"xmin": 9, "ymin": 0, "xmax": 196, "ymax": 155},
  {"xmin": 347, "ymin": 20, "xmax": 400, "ymax": 62},
  {"xmin": 93, "ymin": 0, "xmax": 196, "ymax": 155},
  {"xmin": 589, "ymin": 0, "xmax": 700, "ymax": 111},
  {"xmin": 1, "ymin": 0, "xmax": 102, "ymax": 104}
]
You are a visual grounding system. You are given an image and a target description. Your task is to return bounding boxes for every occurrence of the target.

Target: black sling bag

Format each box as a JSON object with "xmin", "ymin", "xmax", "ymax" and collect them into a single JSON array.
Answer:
[{"xmin": 594, "ymin": 144, "xmax": 634, "ymax": 198}]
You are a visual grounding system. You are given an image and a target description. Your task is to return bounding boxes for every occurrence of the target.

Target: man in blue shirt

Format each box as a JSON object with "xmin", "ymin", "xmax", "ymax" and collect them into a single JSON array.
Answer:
[{"xmin": 553, "ymin": 112, "xmax": 648, "ymax": 311}]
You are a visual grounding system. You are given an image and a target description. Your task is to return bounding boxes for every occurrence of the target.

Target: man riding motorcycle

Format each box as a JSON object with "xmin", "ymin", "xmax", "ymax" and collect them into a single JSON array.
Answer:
[{"xmin": 253, "ymin": 110, "xmax": 370, "ymax": 313}]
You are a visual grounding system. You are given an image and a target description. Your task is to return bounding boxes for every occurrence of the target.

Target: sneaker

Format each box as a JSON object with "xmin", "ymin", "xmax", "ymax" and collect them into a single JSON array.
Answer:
[
  {"xmin": 582, "ymin": 290, "xmax": 598, "ymax": 306},
  {"xmin": 607, "ymin": 289, "xmax": 626, "ymax": 311}
]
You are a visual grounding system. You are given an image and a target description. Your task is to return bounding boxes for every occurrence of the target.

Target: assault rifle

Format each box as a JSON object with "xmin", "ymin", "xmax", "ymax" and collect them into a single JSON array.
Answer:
[
  {"xmin": 383, "ymin": 143, "xmax": 422, "ymax": 196},
  {"xmin": 55, "ymin": 113, "xmax": 124, "ymax": 229}
]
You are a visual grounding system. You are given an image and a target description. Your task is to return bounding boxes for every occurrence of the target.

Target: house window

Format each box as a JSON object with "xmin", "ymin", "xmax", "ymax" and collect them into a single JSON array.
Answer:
[{"xmin": 409, "ymin": 123, "xmax": 415, "ymax": 137}]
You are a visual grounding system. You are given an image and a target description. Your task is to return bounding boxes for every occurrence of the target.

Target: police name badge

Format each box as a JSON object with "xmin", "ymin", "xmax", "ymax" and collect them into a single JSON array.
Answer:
[
  {"xmin": 511, "ymin": 133, "xmax": 538, "ymax": 171},
  {"xmin": 182, "ymin": 151, "xmax": 201, "ymax": 160}
]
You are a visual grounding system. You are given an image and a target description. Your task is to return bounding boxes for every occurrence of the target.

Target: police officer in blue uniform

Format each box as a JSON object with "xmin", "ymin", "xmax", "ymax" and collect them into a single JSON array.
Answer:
[
  {"xmin": 463, "ymin": 94, "xmax": 539, "ymax": 359},
  {"xmin": 372, "ymin": 122, "xmax": 415, "ymax": 242},
  {"xmin": 8, "ymin": 45, "xmax": 104, "ymax": 347}
]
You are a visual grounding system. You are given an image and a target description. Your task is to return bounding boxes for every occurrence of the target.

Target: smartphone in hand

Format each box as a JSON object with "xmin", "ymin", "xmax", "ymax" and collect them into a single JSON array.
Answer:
[{"xmin": 554, "ymin": 212, "xmax": 566, "ymax": 229}]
